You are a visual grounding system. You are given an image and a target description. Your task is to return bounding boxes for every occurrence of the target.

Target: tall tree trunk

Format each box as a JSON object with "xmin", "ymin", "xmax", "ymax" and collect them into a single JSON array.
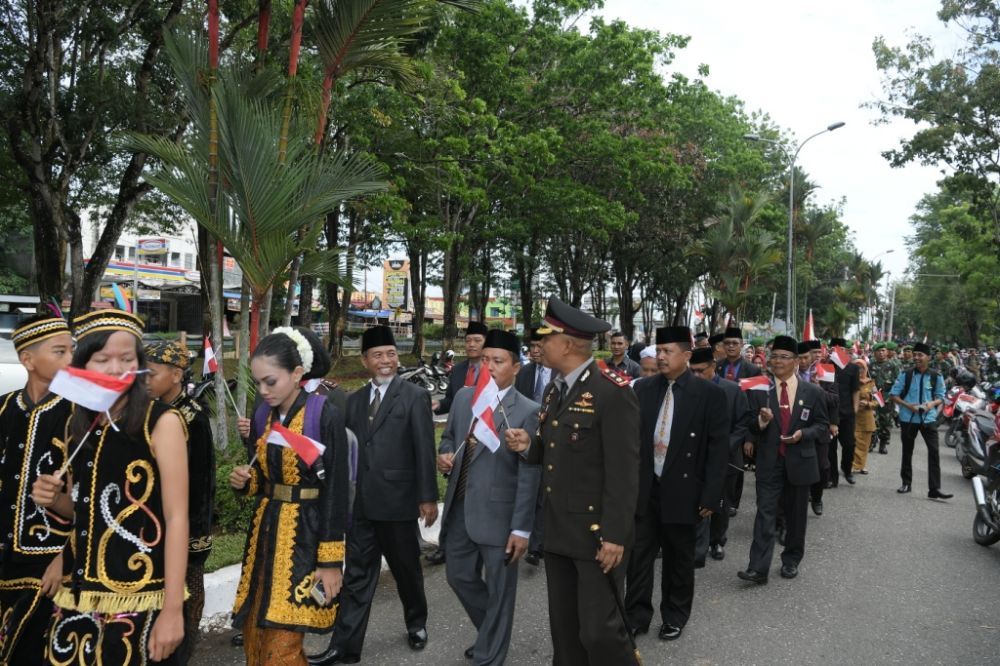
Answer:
[
  {"xmin": 235, "ymin": 275, "xmax": 251, "ymax": 417},
  {"xmin": 282, "ymin": 254, "xmax": 302, "ymax": 325},
  {"xmin": 514, "ymin": 235, "xmax": 538, "ymax": 336},
  {"xmin": 207, "ymin": 237, "xmax": 229, "ymax": 451},
  {"xmin": 408, "ymin": 243, "xmax": 427, "ymax": 357},
  {"xmin": 333, "ymin": 210, "xmax": 359, "ymax": 359},
  {"xmin": 324, "ymin": 210, "xmax": 342, "ymax": 355},
  {"xmin": 442, "ymin": 243, "xmax": 462, "ymax": 351},
  {"xmin": 298, "ymin": 274, "xmax": 315, "ymax": 328}
]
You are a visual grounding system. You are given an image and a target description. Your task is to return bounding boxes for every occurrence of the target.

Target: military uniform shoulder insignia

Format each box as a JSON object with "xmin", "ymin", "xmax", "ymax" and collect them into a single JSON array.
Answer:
[{"xmin": 601, "ymin": 367, "xmax": 630, "ymax": 387}]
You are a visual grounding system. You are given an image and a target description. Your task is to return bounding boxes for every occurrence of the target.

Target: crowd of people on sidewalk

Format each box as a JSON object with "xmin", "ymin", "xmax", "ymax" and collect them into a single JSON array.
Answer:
[{"xmin": 0, "ymin": 299, "xmax": 983, "ymax": 665}]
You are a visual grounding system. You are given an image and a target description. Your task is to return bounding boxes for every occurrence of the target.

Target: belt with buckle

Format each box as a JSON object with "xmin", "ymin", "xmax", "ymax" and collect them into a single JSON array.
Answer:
[{"xmin": 265, "ymin": 483, "xmax": 320, "ymax": 502}]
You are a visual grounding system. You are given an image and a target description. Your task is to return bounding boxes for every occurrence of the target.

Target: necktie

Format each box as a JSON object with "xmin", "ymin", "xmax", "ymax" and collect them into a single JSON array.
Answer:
[
  {"xmin": 368, "ymin": 387, "xmax": 381, "ymax": 424},
  {"xmin": 779, "ymin": 381, "xmax": 791, "ymax": 455},
  {"xmin": 654, "ymin": 380, "xmax": 674, "ymax": 477},
  {"xmin": 726, "ymin": 363, "xmax": 737, "ymax": 381},
  {"xmin": 464, "ymin": 363, "xmax": 476, "ymax": 387},
  {"xmin": 534, "ymin": 367, "xmax": 546, "ymax": 402},
  {"xmin": 455, "ymin": 428, "xmax": 478, "ymax": 501}
]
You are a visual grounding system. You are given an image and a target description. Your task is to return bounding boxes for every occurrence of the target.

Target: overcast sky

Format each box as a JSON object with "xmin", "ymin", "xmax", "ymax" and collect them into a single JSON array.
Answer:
[{"xmin": 599, "ymin": 0, "xmax": 964, "ymax": 280}]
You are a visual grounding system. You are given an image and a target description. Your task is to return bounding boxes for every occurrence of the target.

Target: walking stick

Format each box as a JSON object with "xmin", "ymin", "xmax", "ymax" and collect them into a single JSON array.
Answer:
[{"xmin": 590, "ymin": 524, "xmax": 643, "ymax": 666}]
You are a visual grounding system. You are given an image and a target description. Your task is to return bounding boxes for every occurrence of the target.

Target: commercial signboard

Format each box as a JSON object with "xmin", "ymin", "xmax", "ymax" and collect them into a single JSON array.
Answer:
[
  {"xmin": 383, "ymin": 259, "xmax": 409, "ymax": 310},
  {"xmin": 137, "ymin": 238, "xmax": 169, "ymax": 255}
]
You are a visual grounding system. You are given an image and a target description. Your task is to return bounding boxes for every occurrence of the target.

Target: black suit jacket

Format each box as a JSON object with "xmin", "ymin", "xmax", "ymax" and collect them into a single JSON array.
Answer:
[
  {"xmin": 716, "ymin": 377, "xmax": 752, "ymax": 466},
  {"xmin": 348, "ymin": 376, "xmax": 438, "ymax": 521},
  {"xmin": 634, "ymin": 370, "xmax": 730, "ymax": 524},
  {"xmin": 717, "ymin": 359, "xmax": 762, "ymax": 380},
  {"xmin": 514, "ymin": 362, "xmax": 559, "ymax": 401},
  {"xmin": 834, "ymin": 362, "xmax": 860, "ymax": 419},
  {"xmin": 436, "ymin": 359, "xmax": 479, "ymax": 414},
  {"xmin": 747, "ymin": 377, "xmax": 829, "ymax": 486}
]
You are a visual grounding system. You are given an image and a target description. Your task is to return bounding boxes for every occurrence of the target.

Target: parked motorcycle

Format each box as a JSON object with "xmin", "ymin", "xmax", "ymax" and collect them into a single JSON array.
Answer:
[
  {"xmin": 398, "ymin": 361, "xmax": 436, "ymax": 393},
  {"xmin": 956, "ymin": 387, "xmax": 1000, "ymax": 479},
  {"xmin": 428, "ymin": 352, "xmax": 450, "ymax": 392},
  {"xmin": 971, "ymin": 435, "xmax": 1000, "ymax": 547}
]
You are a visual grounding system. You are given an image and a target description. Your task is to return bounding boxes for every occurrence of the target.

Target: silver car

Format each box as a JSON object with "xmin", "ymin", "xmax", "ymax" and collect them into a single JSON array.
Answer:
[{"xmin": 0, "ymin": 338, "xmax": 28, "ymax": 395}]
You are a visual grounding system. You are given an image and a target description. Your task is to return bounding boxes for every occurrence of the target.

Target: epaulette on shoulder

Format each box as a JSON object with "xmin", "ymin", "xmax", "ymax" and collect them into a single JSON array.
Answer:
[{"xmin": 601, "ymin": 366, "xmax": 631, "ymax": 388}]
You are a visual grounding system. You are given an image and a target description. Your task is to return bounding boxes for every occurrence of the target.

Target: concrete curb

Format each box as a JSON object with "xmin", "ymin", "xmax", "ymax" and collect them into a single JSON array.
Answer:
[{"xmin": 200, "ymin": 501, "xmax": 444, "ymax": 631}]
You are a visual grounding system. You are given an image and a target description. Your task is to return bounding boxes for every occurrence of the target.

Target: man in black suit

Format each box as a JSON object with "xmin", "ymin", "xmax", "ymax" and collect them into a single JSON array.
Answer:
[
  {"xmin": 505, "ymin": 296, "xmax": 640, "ymax": 665},
  {"xmin": 827, "ymin": 337, "xmax": 859, "ymax": 487},
  {"xmin": 737, "ymin": 335, "xmax": 829, "ymax": 585},
  {"xmin": 435, "ymin": 321, "xmax": 489, "ymax": 415},
  {"xmin": 717, "ymin": 326, "xmax": 762, "ymax": 381},
  {"xmin": 309, "ymin": 326, "xmax": 439, "ymax": 666},
  {"xmin": 690, "ymin": 346, "xmax": 751, "ymax": 565},
  {"xmin": 625, "ymin": 326, "xmax": 729, "ymax": 642}
]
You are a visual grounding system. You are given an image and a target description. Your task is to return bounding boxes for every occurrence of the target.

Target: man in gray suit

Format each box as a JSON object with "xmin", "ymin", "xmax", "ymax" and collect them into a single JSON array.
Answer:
[{"xmin": 438, "ymin": 329, "xmax": 541, "ymax": 665}]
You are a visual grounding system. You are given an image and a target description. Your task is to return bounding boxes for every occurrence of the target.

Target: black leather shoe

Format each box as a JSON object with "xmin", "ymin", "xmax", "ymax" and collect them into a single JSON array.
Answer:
[
  {"xmin": 727, "ymin": 506, "xmax": 738, "ymax": 518},
  {"xmin": 307, "ymin": 647, "xmax": 360, "ymax": 666},
  {"xmin": 780, "ymin": 563, "xmax": 798, "ymax": 579},
  {"xmin": 464, "ymin": 646, "xmax": 474, "ymax": 659},
  {"xmin": 425, "ymin": 548, "xmax": 446, "ymax": 565},
  {"xmin": 897, "ymin": 484, "xmax": 912, "ymax": 494},
  {"xmin": 408, "ymin": 628, "xmax": 428, "ymax": 651},
  {"xmin": 928, "ymin": 489, "xmax": 953, "ymax": 500},
  {"xmin": 879, "ymin": 446, "xmax": 888, "ymax": 455},
  {"xmin": 824, "ymin": 480, "xmax": 834, "ymax": 489},
  {"xmin": 844, "ymin": 473, "xmax": 856, "ymax": 485},
  {"xmin": 710, "ymin": 544, "xmax": 725, "ymax": 561},
  {"xmin": 811, "ymin": 500, "xmax": 823, "ymax": 516},
  {"xmin": 630, "ymin": 625, "xmax": 649, "ymax": 636},
  {"xmin": 524, "ymin": 550, "xmax": 542, "ymax": 566},
  {"xmin": 658, "ymin": 623, "xmax": 682, "ymax": 641},
  {"xmin": 231, "ymin": 632, "xmax": 244, "ymax": 647},
  {"xmin": 737, "ymin": 569, "xmax": 768, "ymax": 585},
  {"xmin": 693, "ymin": 559, "xmax": 705, "ymax": 569}
]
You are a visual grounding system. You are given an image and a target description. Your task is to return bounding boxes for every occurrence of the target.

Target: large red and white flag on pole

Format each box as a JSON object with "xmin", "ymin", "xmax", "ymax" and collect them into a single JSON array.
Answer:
[
  {"xmin": 802, "ymin": 309, "xmax": 815, "ymax": 341},
  {"xmin": 830, "ymin": 346, "xmax": 851, "ymax": 369},
  {"xmin": 470, "ymin": 368, "xmax": 501, "ymax": 452},
  {"xmin": 267, "ymin": 422, "xmax": 325, "ymax": 467},
  {"xmin": 203, "ymin": 336, "xmax": 219, "ymax": 375},
  {"xmin": 816, "ymin": 363, "xmax": 836, "ymax": 383},
  {"xmin": 49, "ymin": 367, "xmax": 134, "ymax": 412},
  {"xmin": 739, "ymin": 376, "xmax": 771, "ymax": 392}
]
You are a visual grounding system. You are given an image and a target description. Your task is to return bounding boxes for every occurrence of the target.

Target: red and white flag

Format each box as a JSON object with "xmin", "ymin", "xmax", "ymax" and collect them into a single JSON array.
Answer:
[
  {"xmin": 739, "ymin": 376, "xmax": 771, "ymax": 392},
  {"xmin": 853, "ymin": 340, "xmax": 861, "ymax": 356},
  {"xmin": 802, "ymin": 309, "xmax": 815, "ymax": 342},
  {"xmin": 470, "ymin": 367, "xmax": 501, "ymax": 452},
  {"xmin": 816, "ymin": 363, "xmax": 836, "ymax": 383},
  {"xmin": 830, "ymin": 346, "xmax": 851, "ymax": 369},
  {"xmin": 203, "ymin": 336, "xmax": 219, "ymax": 375},
  {"xmin": 49, "ymin": 367, "xmax": 134, "ymax": 413},
  {"xmin": 873, "ymin": 389, "xmax": 885, "ymax": 408},
  {"xmin": 267, "ymin": 422, "xmax": 325, "ymax": 467}
]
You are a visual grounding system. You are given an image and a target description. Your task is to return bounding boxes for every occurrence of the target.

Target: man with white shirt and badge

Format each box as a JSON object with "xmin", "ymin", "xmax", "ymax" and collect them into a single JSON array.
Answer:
[{"xmin": 438, "ymin": 330, "xmax": 541, "ymax": 665}]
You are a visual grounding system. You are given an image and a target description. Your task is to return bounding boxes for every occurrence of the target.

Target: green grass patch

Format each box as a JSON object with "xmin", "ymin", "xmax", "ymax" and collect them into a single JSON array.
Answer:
[{"xmin": 205, "ymin": 531, "xmax": 247, "ymax": 573}]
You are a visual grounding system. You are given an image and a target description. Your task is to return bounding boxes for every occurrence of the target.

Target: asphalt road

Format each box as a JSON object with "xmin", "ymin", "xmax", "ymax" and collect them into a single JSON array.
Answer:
[{"xmin": 193, "ymin": 428, "xmax": 1000, "ymax": 665}]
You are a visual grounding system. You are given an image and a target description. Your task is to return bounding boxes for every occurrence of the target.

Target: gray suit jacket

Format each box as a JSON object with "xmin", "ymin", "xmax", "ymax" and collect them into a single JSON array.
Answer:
[{"xmin": 439, "ymin": 386, "xmax": 542, "ymax": 547}]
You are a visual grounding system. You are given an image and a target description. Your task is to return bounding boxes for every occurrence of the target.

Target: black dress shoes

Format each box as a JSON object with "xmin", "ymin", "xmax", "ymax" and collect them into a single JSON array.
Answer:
[
  {"xmin": 737, "ymin": 569, "xmax": 768, "ymax": 585},
  {"xmin": 779, "ymin": 563, "xmax": 798, "ymax": 579},
  {"xmin": 425, "ymin": 548, "xmax": 446, "ymax": 565},
  {"xmin": 879, "ymin": 445, "xmax": 888, "ymax": 454},
  {"xmin": 897, "ymin": 484, "xmax": 912, "ymax": 494},
  {"xmin": 658, "ymin": 624, "xmax": 682, "ymax": 641},
  {"xmin": 631, "ymin": 625, "xmax": 649, "ymax": 636},
  {"xmin": 465, "ymin": 646, "xmax": 475, "ymax": 659},
  {"xmin": 408, "ymin": 628, "xmax": 428, "ymax": 650},
  {"xmin": 844, "ymin": 473, "xmax": 856, "ymax": 485},
  {"xmin": 710, "ymin": 544, "xmax": 725, "ymax": 560},
  {"xmin": 928, "ymin": 489, "xmax": 953, "ymax": 500},
  {"xmin": 307, "ymin": 647, "xmax": 360, "ymax": 665},
  {"xmin": 727, "ymin": 506, "xmax": 738, "ymax": 518},
  {"xmin": 524, "ymin": 550, "xmax": 542, "ymax": 566},
  {"xmin": 231, "ymin": 632, "xmax": 244, "ymax": 647},
  {"xmin": 811, "ymin": 500, "xmax": 823, "ymax": 516},
  {"xmin": 693, "ymin": 559, "xmax": 705, "ymax": 569}
]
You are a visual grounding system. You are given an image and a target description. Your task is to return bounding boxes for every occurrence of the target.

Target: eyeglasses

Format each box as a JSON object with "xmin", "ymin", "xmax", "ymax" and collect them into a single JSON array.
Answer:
[{"xmin": 771, "ymin": 354, "xmax": 796, "ymax": 361}]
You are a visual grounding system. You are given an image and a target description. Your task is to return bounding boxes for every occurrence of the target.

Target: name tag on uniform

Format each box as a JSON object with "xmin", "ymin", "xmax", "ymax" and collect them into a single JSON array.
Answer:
[{"xmin": 800, "ymin": 408, "xmax": 811, "ymax": 421}]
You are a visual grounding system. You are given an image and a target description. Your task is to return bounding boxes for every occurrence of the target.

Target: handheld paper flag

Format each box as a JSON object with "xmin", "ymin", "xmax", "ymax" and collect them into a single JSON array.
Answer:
[
  {"xmin": 267, "ymin": 422, "xmax": 325, "ymax": 467},
  {"xmin": 739, "ymin": 376, "xmax": 771, "ymax": 392},
  {"xmin": 203, "ymin": 336, "xmax": 219, "ymax": 374},
  {"xmin": 830, "ymin": 346, "xmax": 850, "ymax": 370},
  {"xmin": 469, "ymin": 367, "xmax": 501, "ymax": 452},
  {"xmin": 816, "ymin": 363, "xmax": 837, "ymax": 383},
  {"xmin": 49, "ymin": 367, "xmax": 134, "ymax": 412}
]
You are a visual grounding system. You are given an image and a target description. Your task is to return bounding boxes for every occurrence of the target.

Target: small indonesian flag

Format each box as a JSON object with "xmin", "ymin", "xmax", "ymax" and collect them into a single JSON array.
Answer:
[
  {"xmin": 739, "ymin": 376, "xmax": 771, "ymax": 392},
  {"xmin": 874, "ymin": 389, "xmax": 885, "ymax": 408},
  {"xmin": 816, "ymin": 363, "xmax": 836, "ymax": 383},
  {"xmin": 267, "ymin": 422, "xmax": 325, "ymax": 467},
  {"xmin": 470, "ymin": 366, "xmax": 501, "ymax": 452},
  {"xmin": 830, "ymin": 346, "xmax": 851, "ymax": 369},
  {"xmin": 203, "ymin": 336, "xmax": 219, "ymax": 375},
  {"xmin": 49, "ymin": 367, "xmax": 134, "ymax": 412},
  {"xmin": 853, "ymin": 340, "xmax": 861, "ymax": 356}
]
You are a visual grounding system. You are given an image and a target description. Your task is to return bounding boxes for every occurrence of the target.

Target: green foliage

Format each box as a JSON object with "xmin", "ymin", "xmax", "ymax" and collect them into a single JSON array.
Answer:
[
  {"xmin": 214, "ymin": 441, "xmax": 256, "ymax": 534},
  {"xmin": 422, "ymin": 323, "xmax": 445, "ymax": 340}
]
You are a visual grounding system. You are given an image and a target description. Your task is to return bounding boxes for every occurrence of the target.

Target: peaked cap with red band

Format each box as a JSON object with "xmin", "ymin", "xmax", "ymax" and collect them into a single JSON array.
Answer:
[{"xmin": 536, "ymin": 296, "xmax": 611, "ymax": 340}]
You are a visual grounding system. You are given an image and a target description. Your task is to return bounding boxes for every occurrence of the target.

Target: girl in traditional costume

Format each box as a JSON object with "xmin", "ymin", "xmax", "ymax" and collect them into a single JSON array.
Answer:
[
  {"xmin": 229, "ymin": 327, "xmax": 348, "ymax": 666},
  {"xmin": 32, "ymin": 309, "xmax": 188, "ymax": 665}
]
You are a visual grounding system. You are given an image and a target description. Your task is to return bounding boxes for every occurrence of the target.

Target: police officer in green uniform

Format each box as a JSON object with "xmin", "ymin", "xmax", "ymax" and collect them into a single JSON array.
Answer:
[
  {"xmin": 506, "ymin": 296, "xmax": 640, "ymax": 666},
  {"xmin": 869, "ymin": 343, "xmax": 897, "ymax": 455}
]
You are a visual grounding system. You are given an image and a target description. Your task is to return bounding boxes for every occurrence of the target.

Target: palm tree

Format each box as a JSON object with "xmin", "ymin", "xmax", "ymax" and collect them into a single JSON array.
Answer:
[{"xmin": 796, "ymin": 208, "xmax": 836, "ymax": 262}]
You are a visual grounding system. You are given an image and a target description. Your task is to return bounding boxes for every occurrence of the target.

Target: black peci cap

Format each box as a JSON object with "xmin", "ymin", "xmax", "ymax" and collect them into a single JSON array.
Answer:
[
  {"xmin": 772, "ymin": 335, "xmax": 798, "ymax": 355},
  {"xmin": 724, "ymin": 327, "xmax": 743, "ymax": 340},
  {"xmin": 466, "ymin": 321, "xmax": 489, "ymax": 337},
  {"xmin": 829, "ymin": 337, "xmax": 848, "ymax": 348},
  {"xmin": 655, "ymin": 326, "xmax": 694, "ymax": 346},
  {"xmin": 529, "ymin": 326, "xmax": 543, "ymax": 342},
  {"xmin": 913, "ymin": 342, "xmax": 931, "ymax": 355},
  {"xmin": 484, "ymin": 329, "xmax": 520, "ymax": 356},
  {"xmin": 690, "ymin": 347, "xmax": 714, "ymax": 365},
  {"xmin": 362, "ymin": 325, "xmax": 396, "ymax": 352},
  {"xmin": 708, "ymin": 333, "xmax": 725, "ymax": 347},
  {"xmin": 537, "ymin": 296, "xmax": 611, "ymax": 340},
  {"xmin": 808, "ymin": 339, "xmax": 822, "ymax": 351},
  {"xmin": 796, "ymin": 341, "xmax": 811, "ymax": 355}
]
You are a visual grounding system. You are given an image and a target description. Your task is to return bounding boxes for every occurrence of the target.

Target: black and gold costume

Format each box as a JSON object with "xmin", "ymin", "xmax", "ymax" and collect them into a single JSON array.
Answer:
[
  {"xmin": 170, "ymin": 392, "xmax": 215, "ymax": 665},
  {"xmin": 0, "ymin": 391, "xmax": 72, "ymax": 665},
  {"xmin": 232, "ymin": 390, "xmax": 348, "ymax": 635},
  {"xmin": 47, "ymin": 401, "xmax": 185, "ymax": 666}
]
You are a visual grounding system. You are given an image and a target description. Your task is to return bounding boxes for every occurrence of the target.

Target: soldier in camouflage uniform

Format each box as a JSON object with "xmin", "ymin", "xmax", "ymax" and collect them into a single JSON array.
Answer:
[
  {"xmin": 886, "ymin": 342, "xmax": 904, "ymax": 429},
  {"xmin": 869, "ymin": 343, "xmax": 898, "ymax": 455},
  {"xmin": 900, "ymin": 344, "xmax": 915, "ymax": 372},
  {"xmin": 931, "ymin": 348, "xmax": 954, "ymax": 378}
]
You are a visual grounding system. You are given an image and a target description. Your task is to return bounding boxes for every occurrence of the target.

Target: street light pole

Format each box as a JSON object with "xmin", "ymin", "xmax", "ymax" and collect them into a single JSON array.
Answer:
[{"xmin": 745, "ymin": 121, "xmax": 845, "ymax": 334}]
